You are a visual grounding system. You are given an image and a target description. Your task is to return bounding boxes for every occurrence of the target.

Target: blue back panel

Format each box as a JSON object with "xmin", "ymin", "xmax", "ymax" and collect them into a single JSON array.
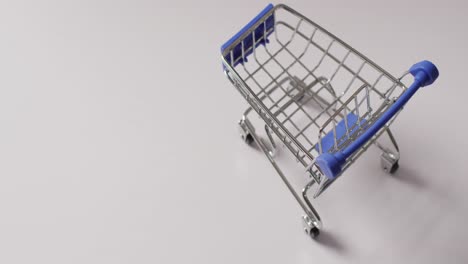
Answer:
[{"xmin": 221, "ymin": 4, "xmax": 275, "ymax": 67}]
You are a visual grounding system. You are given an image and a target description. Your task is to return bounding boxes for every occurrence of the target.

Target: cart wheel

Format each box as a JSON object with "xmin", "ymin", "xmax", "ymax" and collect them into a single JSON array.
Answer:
[
  {"xmin": 239, "ymin": 118, "xmax": 255, "ymax": 146},
  {"xmin": 381, "ymin": 151, "xmax": 399, "ymax": 174},
  {"xmin": 242, "ymin": 133, "xmax": 254, "ymax": 146},
  {"xmin": 302, "ymin": 215, "xmax": 320, "ymax": 239},
  {"xmin": 309, "ymin": 226, "xmax": 320, "ymax": 239},
  {"xmin": 388, "ymin": 161, "xmax": 399, "ymax": 174}
]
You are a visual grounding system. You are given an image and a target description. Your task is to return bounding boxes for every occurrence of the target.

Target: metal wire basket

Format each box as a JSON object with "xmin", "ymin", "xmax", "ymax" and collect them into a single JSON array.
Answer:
[{"xmin": 220, "ymin": 3, "xmax": 439, "ymax": 238}]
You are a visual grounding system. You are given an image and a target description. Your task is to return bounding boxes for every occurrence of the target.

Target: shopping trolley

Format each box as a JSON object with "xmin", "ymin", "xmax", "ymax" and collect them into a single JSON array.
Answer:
[{"xmin": 220, "ymin": 4, "xmax": 439, "ymax": 238}]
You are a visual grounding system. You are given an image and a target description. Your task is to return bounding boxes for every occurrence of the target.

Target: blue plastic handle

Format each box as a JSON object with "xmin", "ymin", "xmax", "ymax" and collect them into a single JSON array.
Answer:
[
  {"xmin": 221, "ymin": 4, "xmax": 275, "ymax": 68},
  {"xmin": 316, "ymin": 60, "xmax": 439, "ymax": 179}
]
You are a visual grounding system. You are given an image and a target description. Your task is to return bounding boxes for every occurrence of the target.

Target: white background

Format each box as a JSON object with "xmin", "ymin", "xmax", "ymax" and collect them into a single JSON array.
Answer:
[{"xmin": 0, "ymin": 0, "xmax": 467, "ymax": 263}]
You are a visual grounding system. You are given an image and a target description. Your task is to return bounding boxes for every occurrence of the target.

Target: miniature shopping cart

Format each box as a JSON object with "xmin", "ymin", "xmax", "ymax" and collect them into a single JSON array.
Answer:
[{"xmin": 220, "ymin": 4, "xmax": 439, "ymax": 238}]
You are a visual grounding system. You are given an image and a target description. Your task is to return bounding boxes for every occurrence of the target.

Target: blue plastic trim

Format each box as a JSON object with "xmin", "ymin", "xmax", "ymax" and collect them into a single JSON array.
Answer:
[
  {"xmin": 221, "ymin": 4, "xmax": 275, "ymax": 68},
  {"xmin": 316, "ymin": 60, "xmax": 439, "ymax": 179}
]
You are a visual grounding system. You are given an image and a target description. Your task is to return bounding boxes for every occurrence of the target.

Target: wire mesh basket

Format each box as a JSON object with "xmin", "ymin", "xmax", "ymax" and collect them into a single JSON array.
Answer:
[{"xmin": 220, "ymin": 3, "xmax": 439, "ymax": 238}]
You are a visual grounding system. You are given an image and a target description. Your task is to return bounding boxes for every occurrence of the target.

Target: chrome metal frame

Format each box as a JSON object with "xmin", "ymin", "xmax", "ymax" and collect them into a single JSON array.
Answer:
[{"xmin": 222, "ymin": 4, "xmax": 407, "ymax": 237}]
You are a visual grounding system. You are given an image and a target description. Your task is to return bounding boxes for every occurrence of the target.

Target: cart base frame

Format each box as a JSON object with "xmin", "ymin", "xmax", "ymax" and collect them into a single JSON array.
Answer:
[{"xmin": 237, "ymin": 76, "xmax": 400, "ymax": 238}]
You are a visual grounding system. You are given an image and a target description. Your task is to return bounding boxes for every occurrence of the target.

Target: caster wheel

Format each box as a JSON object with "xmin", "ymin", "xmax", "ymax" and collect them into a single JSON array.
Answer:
[
  {"xmin": 242, "ymin": 133, "xmax": 254, "ymax": 146},
  {"xmin": 239, "ymin": 118, "xmax": 255, "ymax": 146},
  {"xmin": 381, "ymin": 151, "xmax": 399, "ymax": 174},
  {"xmin": 302, "ymin": 215, "xmax": 320, "ymax": 239},
  {"xmin": 388, "ymin": 161, "xmax": 399, "ymax": 174},
  {"xmin": 309, "ymin": 226, "xmax": 320, "ymax": 239}
]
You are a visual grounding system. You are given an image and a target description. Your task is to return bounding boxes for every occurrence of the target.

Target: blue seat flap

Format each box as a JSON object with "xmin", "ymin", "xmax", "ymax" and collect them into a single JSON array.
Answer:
[{"xmin": 315, "ymin": 113, "xmax": 367, "ymax": 154}]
